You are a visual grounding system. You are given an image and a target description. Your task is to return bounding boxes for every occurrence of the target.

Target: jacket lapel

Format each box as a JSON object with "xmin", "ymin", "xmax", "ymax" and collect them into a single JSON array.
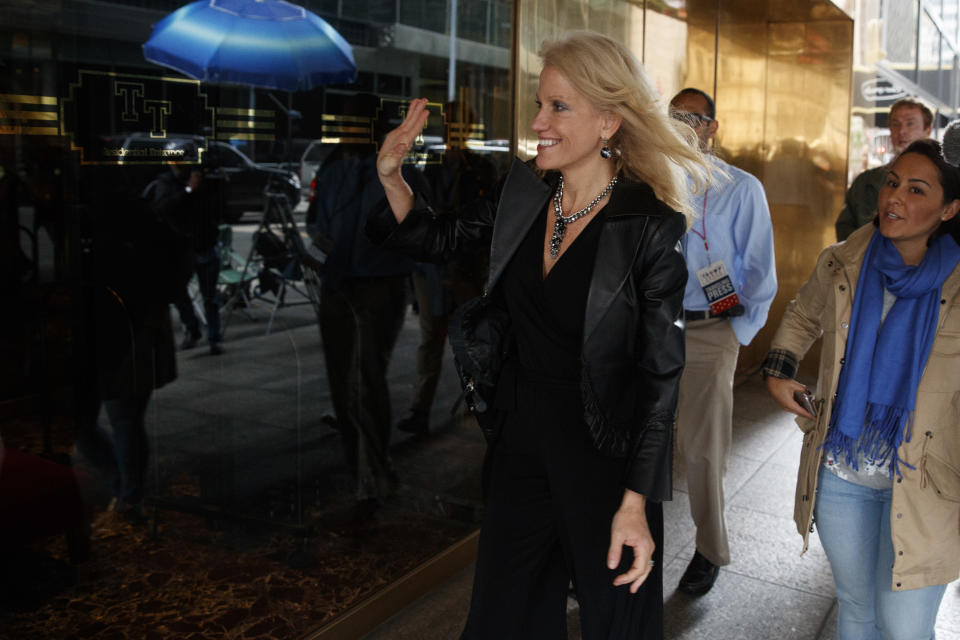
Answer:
[
  {"xmin": 831, "ymin": 224, "xmax": 874, "ymax": 300},
  {"xmin": 484, "ymin": 162, "xmax": 660, "ymax": 344},
  {"xmin": 486, "ymin": 158, "xmax": 554, "ymax": 292},
  {"xmin": 583, "ymin": 182, "xmax": 656, "ymax": 343}
]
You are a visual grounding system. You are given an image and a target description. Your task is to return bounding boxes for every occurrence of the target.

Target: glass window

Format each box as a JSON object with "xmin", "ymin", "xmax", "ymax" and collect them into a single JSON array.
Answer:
[
  {"xmin": 341, "ymin": 0, "xmax": 397, "ymax": 24},
  {"xmin": 491, "ymin": 0, "xmax": 513, "ymax": 48},
  {"xmin": 314, "ymin": 0, "xmax": 339, "ymax": 16},
  {"xmin": 400, "ymin": 0, "xmax": 449, "ymax": 34},
  {"xmin": 919, "ymin": 11, "xmax": 942, "ymax": 94},
  {"xmin": 459, "ymin": 0, "xmax": 489, "ymax": 43},
  {"xmin": 1, "ymin": 1, "xmax": 512, "ymax": 637},
  {"xmin": 943, "ymin": 32, "xmax": 958, "ymax": 67},
  {"xmin": 941, "ymin": 0, "xmax": 960, "ymax": 45},
  {"xmin": 454, "ymin": 0, "xmax": 512, "ymax": 47},
  {"xmin": 885, "ymin": 0, "xmax": 919, "ymax": 80},
  {"xmin": 940, "ymin": 38, "xmax": 957, "ymax": 106}
]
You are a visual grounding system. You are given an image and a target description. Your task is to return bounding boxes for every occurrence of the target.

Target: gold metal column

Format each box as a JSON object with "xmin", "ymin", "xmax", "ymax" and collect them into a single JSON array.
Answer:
[{"xmin": 717, "ymin": 4, "xmax": 853, "ymax": 375}]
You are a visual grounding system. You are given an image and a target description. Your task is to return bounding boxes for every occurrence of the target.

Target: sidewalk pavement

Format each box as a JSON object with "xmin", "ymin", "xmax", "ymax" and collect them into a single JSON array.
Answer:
[
  {"xmin": 362, "ymin": 372, "xmax": 960, "ymax": 640},
  {"xmin": 160, "ymin": 282, "xmax": 959, "ymax": 640}
]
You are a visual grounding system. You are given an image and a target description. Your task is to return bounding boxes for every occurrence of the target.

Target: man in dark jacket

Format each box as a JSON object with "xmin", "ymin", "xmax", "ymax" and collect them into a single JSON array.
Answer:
[
  {"xmin": 75, "ymin": 165, "xmax": 178, "ymax": 522},
  {"xmin": 143, "ymin": 146, "xmax": 224, "ymax": 355},
  {"xmin": 309, "ymin": 144, "xmax": 416, "ymax": 511}
]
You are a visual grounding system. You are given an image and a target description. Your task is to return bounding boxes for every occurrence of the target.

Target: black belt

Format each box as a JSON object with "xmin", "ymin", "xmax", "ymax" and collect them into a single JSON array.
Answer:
[
  {"xmin": 683, "ymin": 309, "xmax": 713, "ymax": 321},
  {"xmin": 684, "ymin": 304, "xmax": 745, "ymax": 322}
]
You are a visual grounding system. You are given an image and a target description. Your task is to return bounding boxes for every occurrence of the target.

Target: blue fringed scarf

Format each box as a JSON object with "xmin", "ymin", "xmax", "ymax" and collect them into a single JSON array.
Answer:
[{"xmin": 826, "ymin": 231, "xmax": 960, "ymax": 475}]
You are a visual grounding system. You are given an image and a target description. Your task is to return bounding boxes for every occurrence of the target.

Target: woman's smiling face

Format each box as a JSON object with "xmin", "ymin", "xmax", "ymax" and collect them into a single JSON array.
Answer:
[
  {"xmin": 877, "ymin": 152, "xmax": 959, "ymax": 262},
  {"xmin": 531, "ymin": 65, "xmax": 612, "ymax": 174}
]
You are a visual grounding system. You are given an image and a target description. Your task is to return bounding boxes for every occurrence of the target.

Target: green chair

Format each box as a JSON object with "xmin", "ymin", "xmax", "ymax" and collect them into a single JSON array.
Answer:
[{"xmin": 217, "ymin": 224, "xmax": 258, "ymax": 336}]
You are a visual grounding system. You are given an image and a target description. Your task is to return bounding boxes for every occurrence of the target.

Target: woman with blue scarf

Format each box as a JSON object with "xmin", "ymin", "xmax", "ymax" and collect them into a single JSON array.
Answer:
[{"xmin": 763, "ymin": 137, "xmax": 960, "ymax": 640}]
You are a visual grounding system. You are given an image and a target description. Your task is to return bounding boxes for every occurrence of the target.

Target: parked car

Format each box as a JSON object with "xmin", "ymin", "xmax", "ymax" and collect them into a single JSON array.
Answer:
[
  {"xmin": 298, "ymin": 140, "xmax": 334, "ymax": 198},
  {"xmin": 255, "ymin": 137, "xmax": 313, "ymax": 177},
  {"xmin": 203, "ymin": 140, "xmax": 300, "ymax": 222},
  {"xmin": 121, "ymin": 133, "xmax": 301, "ymax": 223}
]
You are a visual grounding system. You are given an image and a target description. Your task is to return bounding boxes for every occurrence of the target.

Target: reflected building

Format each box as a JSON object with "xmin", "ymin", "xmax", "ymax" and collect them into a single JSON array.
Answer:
[{"xmin": 2, "ymin": 0, "xmax": 858, "ymax": 637}]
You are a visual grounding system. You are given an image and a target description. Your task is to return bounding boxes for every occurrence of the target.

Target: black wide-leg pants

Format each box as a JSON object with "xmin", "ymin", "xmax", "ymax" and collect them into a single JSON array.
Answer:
[
  {"xmin": 461, "ymin": 376, "xmax": 664, "ymax": 640},
  {"xmin": 319, "ymin": 276, "xmax": 407, "ymax": 500}
]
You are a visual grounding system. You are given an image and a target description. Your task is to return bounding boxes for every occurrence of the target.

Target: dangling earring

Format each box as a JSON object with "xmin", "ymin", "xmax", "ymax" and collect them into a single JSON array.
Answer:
[{"xmin": 600, "ymin": 138, "xmax": 612, "ymax": 159}]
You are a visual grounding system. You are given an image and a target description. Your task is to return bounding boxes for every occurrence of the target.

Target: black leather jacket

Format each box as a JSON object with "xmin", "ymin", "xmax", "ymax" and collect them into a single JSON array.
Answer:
[{"xmin": 366, "ymin": 158, "xmax": 687, "ymax": 501}]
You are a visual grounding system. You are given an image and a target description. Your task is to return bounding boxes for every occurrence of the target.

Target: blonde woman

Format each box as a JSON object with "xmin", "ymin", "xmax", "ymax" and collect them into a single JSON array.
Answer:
[{"xmin": 368, "ymin": 31, "xmax": 707, "ymax": 638}]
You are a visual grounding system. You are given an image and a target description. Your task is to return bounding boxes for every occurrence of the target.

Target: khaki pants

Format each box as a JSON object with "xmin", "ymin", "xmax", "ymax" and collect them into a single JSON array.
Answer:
[{"xmin": 676, "ymin": 318, "xmax": 740, "ymax": 567}]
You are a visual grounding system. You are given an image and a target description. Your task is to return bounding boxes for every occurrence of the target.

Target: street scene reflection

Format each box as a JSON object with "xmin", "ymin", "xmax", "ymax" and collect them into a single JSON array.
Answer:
[
  {"xmin": 9, "ymin": 0, "xmax": 960, "ymax": 638},
  {"xmin": 1, "ymin": 0, "xmax": 510, "ymax": 637}
]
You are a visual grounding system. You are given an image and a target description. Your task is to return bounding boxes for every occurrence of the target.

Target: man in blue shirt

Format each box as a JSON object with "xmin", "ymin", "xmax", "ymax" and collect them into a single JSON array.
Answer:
[{"xmin": 669, "ymin": 88, "xmax": 778, "ymax": 596}]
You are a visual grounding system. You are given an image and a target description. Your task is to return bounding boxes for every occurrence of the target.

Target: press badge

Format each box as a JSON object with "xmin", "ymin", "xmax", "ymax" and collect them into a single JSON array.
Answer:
[{"xmin": 696, "ymin": 261, "xmax": 741, "ymax": 316}]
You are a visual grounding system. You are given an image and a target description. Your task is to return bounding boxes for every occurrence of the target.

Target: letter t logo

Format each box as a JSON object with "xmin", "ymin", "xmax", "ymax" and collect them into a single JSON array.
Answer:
[{"xmin": 114, "ymin": 81, "xmax": 144, "ymax": 122}]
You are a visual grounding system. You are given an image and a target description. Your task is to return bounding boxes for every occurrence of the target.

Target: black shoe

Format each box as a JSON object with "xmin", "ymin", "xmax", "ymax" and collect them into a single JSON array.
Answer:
[
  {"xmin": 209, "ymin": 342, "xmax": 224, "ymax": 356},
  {"xmin": 678, "ymin": 550, "xmax": 720, "ymax": 596},
  {"xmin": 396, "ymin": 410, "xmax": 428, "ymax": 434}
]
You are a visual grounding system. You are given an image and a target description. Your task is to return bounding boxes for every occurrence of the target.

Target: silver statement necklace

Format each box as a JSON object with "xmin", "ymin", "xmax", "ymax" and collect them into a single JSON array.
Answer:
[{"xmin": 549, "ymin": 175, "xmax": 618, "ymax": 259}]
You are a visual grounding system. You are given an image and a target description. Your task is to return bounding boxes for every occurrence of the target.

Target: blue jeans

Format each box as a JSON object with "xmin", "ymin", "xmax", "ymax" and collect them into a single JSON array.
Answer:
[
  {"xmin": 814, "ymin": 466, "xmax": 946, "ymax": 640},
  {"xmin": 76, "ymin": 391, "xmax": 151, "ymax": 501},
  {"xmin": 104, "ymin": 392, "xmax": 152, "ymax": 501}
]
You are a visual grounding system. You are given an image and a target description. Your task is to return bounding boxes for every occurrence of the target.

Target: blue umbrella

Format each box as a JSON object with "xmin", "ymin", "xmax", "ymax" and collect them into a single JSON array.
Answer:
[{"xmin": 143, "ymin": 0, "xmax": 357, "ymax": 91}]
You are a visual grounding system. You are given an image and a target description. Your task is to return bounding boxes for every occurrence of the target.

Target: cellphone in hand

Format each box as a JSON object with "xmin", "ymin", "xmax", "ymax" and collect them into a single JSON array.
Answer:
[{"xmin": 793, "ymin": 390, "xmax": 817, "ymax": 418}]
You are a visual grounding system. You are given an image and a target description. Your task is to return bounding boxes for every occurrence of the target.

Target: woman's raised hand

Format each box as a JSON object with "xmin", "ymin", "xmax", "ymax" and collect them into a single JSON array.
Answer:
[
  {"xmin": 377, "ymin": 97, "xmax": 429, "ymax": 181},
  {"xmin": 377, "ymin": 98, "xmax": 429, "ymax": 221}
]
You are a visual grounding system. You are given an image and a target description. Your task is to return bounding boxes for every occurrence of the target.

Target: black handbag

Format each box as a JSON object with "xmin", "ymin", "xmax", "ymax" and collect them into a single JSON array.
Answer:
[{"xmin": 447, "ymin": 293, "xmax": 512, "ymax": 430}]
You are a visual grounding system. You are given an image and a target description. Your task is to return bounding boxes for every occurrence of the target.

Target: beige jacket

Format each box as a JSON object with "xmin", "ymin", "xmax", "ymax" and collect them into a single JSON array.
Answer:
[{"xmin": 770, "ymin": 223, "xmax": 960, "ymax": 591}]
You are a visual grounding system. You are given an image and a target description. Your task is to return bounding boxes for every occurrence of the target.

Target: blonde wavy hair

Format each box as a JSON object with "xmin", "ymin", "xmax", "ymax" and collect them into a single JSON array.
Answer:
[{"xmin": 539, "ymin": 31, "xmax": 709, "ymax": 225}]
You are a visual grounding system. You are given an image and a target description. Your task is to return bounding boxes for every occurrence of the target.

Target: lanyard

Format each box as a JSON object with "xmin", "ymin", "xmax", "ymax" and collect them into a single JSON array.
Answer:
[{"xmin": 688, "ymin": 186, "xmax": 710, "ymax": 261}]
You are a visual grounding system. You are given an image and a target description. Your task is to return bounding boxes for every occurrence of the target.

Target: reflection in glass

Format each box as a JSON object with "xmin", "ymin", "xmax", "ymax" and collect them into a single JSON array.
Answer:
[
  {"xmin": 920, "ymin": 11, "xmax": 942, "ymax": 96},
  {"xmin": 886, "ymin": 0, "xmax": 920, "ymax": 80},
  {"xmin": 944, "ymin": 1, "xmax": 960, "ymax": 45},
  {"xmin": 2, "ymin": 0, "xmax": 511, "ymax": 637}
]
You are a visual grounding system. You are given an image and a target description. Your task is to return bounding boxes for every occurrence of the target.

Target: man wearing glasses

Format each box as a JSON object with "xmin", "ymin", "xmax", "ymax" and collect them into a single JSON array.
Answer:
[{"xmin": 668, "ymin": 88, "xmax": 778, "ymax": 596}]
